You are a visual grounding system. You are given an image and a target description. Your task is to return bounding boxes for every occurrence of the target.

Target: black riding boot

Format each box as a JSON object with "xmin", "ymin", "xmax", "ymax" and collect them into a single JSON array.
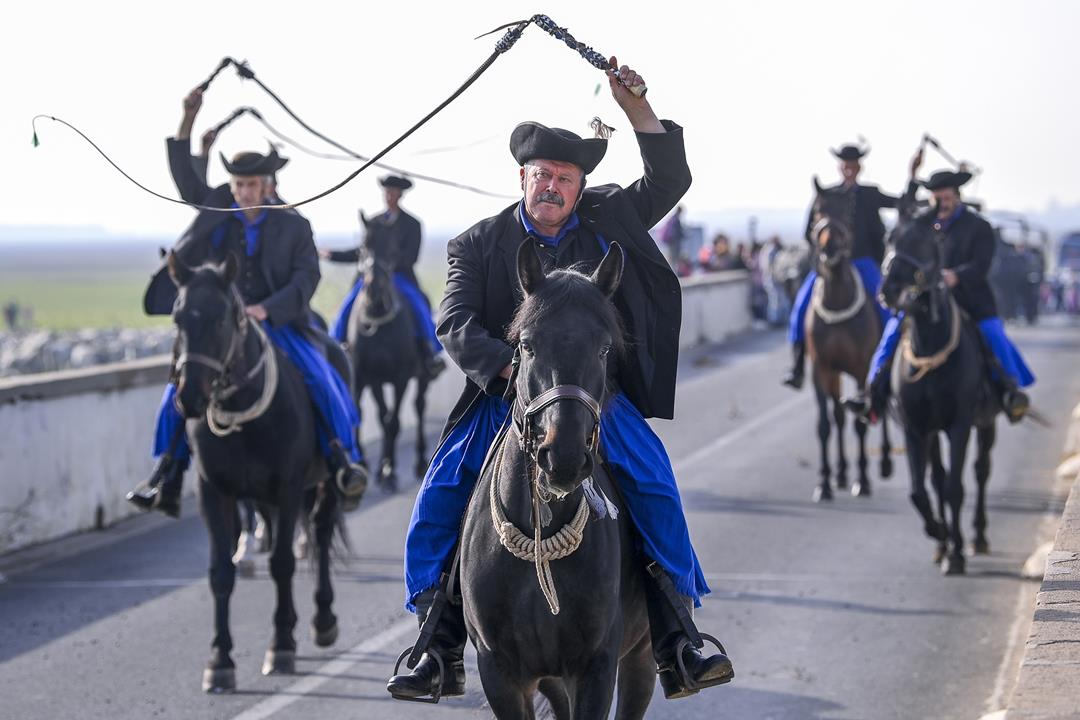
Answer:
[
  {"xmin": 976, "ymin": 339, "xmax": 1030, "ymax": 424},
  {"xmin": 387, "ymin": 587, "xmax": 467, "ymax": 701},
  {"xmin": 645, "ymin": 562, "xmax": 734, "ymax": 699},
  {"xmin": 844, "ymin": 354, "xmax": 893, "ymax": 424},
  {"xmin": 781, "ymin": 342, "xmax": 805, "ymax": 390},
  {"xmin": 328, "ymin": 440, "xmax": 369, "ymax": 512},
  {"xmin": 126, "ymin": 454, "xmax": 186, "ymax": 518}
]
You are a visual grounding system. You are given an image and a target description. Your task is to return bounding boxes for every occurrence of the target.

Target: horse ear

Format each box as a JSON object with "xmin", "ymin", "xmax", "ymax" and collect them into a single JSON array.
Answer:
[
  {"xmin": 166, "ymin": 250, "xmax": 193, "ymax": 287},
  {"xmin": 591, "ymin": 242, "xmax": 624, "ymax": 298},
  {"xmin": 516, "ymin": 239, "xmax": 546, "ymax": 296},
  {"xmin": 221, "ymin": 253, "xmax": 239, "ymax": 285}
]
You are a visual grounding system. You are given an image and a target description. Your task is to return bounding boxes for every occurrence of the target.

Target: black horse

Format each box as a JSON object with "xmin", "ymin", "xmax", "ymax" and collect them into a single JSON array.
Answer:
[
  {"xmin": 347, "ymin": 214, "xmax": 430, "ymax": 491},
  {"xmin": 879, "ymin": 208, "xmax": 997, "ymax": 574},
  {"xmin": 168, "ymin": 253, "xmax": 343, "ymax": 691},
  {"xmin": 804, "ymin": 181, "xmax": 893, "ymax": 501},
  {"xmin": 459, "ymin": 242, "xmax": 655, "ymax": 719}
]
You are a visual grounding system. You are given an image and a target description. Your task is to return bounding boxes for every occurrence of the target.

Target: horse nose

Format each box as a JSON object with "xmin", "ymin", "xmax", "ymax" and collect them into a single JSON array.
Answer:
[{"xmin": 536, "ymin": 442, "xmax": 594, "ymax": 486}]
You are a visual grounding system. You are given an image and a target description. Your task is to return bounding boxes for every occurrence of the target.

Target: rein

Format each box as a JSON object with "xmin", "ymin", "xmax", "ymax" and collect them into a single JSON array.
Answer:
[
  {"xmin": 900, "ymin": 294, "xmax": 962, "ymax": 384},
  {"xmin": 353, "ymin": 263, "xmax": 402, "ymax": 337},
  {"xmin": 811, "ymin": 263, "xmax": 866, "ymax": 325},
  {"xmin": 489, "ymin": 381, "xmax": 604, "ymax": 615}
]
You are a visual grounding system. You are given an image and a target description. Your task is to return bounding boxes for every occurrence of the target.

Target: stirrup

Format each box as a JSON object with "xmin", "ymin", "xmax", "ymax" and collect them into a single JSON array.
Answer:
[
  {"xmin": 389, "ymin": 646, "xmax": 446, "ymax": 704},
  {"xmin": 672, "ymin": 633, "xmax": 733, "ymax": 692}
]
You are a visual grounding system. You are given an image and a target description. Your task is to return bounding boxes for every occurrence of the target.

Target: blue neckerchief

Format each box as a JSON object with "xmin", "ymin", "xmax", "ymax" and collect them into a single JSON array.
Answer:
[
  {"xmin": 518, "ymin": 200, "xmax": 580, "ymax": 248},
  {"xmin": 932, "ymin": 205, "xmax": 965, "ymax": 234},
  {"xmin": 230, "ymin": 203, "xmax": 269, "ymax": 257}
]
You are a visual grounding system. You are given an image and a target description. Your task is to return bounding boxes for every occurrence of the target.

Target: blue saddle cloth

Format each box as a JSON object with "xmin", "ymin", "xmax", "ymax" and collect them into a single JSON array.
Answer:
[
  {"xmin": 403, "ymin": 392, "xmax": 709, "ymax": 612},
  {"xmin": 788, "ymin": 256, "xmax": 889, "ymax": 344},
  {"xmin": 331, "ymin": 273, "xmax": 441, "ymax": 353}
]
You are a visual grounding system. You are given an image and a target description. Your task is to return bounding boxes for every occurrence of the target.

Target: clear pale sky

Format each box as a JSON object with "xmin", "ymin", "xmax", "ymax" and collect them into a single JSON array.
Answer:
[{"xmin": 2, "ymin": 0, "xmax": 1077, "ymax": 239}]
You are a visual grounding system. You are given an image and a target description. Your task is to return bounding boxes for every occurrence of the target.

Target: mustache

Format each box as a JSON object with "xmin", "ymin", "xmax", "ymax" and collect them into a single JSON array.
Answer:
[{"xmin": 536, "ymin": 191, "xmax": 565, "ymax": 207}]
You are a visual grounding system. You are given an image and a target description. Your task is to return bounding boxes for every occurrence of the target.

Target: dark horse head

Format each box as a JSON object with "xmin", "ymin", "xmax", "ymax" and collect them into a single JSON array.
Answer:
[
  {"xmin": 357, "ymin": 211, "xmax": 399, "ymax": 317},
  {"xmin": 880, "ymin": 197, "xmax": 945, "ymax": 317},
  {"xmin": 168, "ymin": 251, "xmax": 248, "ymax": 419},
  {"xmin": 809, "ymin": 176, "xmax": 856, "ymax": 279},
  {"xmin": 506, "ymin": 241, "xmax": 625, "ymax": 498}
]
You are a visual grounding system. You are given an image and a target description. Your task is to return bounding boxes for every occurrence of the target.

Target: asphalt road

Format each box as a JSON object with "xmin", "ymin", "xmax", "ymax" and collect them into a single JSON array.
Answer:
[{"xmin": 2, "ymin": 318, "xmax": 1079, "ymax": 720}]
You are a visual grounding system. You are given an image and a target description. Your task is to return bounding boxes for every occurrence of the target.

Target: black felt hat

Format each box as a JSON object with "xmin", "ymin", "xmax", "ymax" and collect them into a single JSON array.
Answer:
[
  {"xmin": 830, "ymin": 144, "xmax": 868, "ymax": 161},
  {"xmin": 920, "ymin": 170, "xmax": 973, "ymax": 190},
  {"xmin": 379, "ymin": 175, "xmax": 413, "ymax": 191},
  {"xmin": 220, "ymin": 146, "xmax": 286, "ymax": 177},
  {"xmin": 510, "ymin": 122, "xmax": 607, "ymax": 175}
]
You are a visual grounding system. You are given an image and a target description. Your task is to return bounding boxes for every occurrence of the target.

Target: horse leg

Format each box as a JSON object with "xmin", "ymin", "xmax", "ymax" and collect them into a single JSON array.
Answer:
[
  {"xmin": 941, "ymin": 424, "xmax": 972, "ymax": 576},
  {"xmin": 476, "ymin": 652, "xmax": 531, "ymax": 719},
  {"xmin": 371, "ymin": 383, "xmax": 394, "ymax": 491},
  {"xmin": 198, "ymin": 479, "xmax": 238, "ymax": 693},
  {"xmin": 852, "ymin": 396, "xmax": 871, "ymax": 497},
  {"xmin": 972, "ymin": 421, "xmax": 997, "ymax": 555},
  {"xmin": 928, "ymin": 434, "xmax": 949, "ymax": 564},
  {"xmin": 811, "ymin": 372, "xmax": 833, "ymax": 502},
  {"xmin": 311, "ymin": 481, "xmax": 340, "ymax": 647},
  {"xmin": 830, "ymin": 381, "xmax": 850, "ymax": 492},
  {"xmin": 879, "ymin": 411, "xmax": 894, "ymax": 479},
  {"xmin": 537, "ymin": 678, "xmax": 571, "ymax": 720},
  {"xmin": 381, "ymin": 379, "xmax": 407, "ymax": 493},
  {"xmin": 263, "ymin": 492, "xmax": 299, "ymax": 675},
  {"xmin": 905, "ymin": 431, "xmax": 945, "ymax": 549},
  {"xmin": 413, "ymin": 375, "xmax": 430, "ymax": 481},
  {"xmin": 614, "ymin": 632, "xmax": 655, "ymax": 720}
]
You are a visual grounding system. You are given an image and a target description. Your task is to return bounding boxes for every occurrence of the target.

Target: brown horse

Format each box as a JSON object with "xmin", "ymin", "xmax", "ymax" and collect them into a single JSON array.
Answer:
[{"xmin": 804, "ymin": 180, "xmax": 893, "ymax": 501}]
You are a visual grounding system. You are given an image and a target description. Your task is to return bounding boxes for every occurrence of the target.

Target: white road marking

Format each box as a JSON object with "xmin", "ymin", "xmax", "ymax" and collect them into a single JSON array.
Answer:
[
  {"xmin": 673, "ymin": 393, "xmax": 808, "ymax": 473},
  {"xmin": 229, "ymin": 617, "xmax": 417, "ymax": 720},
  {"xmin": 7, "ymin": 578, "xmax": 198, "ymax": 589}
]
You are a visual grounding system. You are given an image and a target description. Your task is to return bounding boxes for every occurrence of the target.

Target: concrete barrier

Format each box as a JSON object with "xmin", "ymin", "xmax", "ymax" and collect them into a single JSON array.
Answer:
[
  {"xmin": 0, "ymin": 273, "xmax": 753, "ymax": 556},
  {"xmin": 1006, "ymin": 401, "xmax": 1080, "ymax": 719},
  {"xmin": 0, "ymin": 356, "xmax": 171, "ymax": 554},
  {"xmin": 679, "ymin": 270, "xmax": 752, "ymax": 349}
]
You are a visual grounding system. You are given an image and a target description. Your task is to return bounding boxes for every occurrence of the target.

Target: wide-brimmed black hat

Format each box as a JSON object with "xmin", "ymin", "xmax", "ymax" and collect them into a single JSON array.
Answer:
[
  {"xmin": 379, "ymin": 175, "xmax": 413, "ymax": 191},
  {"xmin": 830, "ymin": 144, "xmax": 868, "ymax": 161},
  {"xmin": 220, "ymin": 146, "xmax": 287, "ymax": 177},
  {"xmin": 920, "ymin": 170, "xmax": 973, "ymax": 190},
  {"xmin": 510, "ymin": 122, "xmax": 607, "ymax": 175}
]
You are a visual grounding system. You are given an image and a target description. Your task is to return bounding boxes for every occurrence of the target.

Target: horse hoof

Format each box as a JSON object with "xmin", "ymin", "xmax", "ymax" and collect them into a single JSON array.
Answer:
[
  {"xmin": 234, "ymin": 558, "xmax": 256, "ymax": 578},
  {"xmin": 932, "ymin": 544, "xmax": 946, "ymax": 565},
  {"xmin": 812, "ymin": 485, "xmax": 833, "ymax": 503},
  {"xmin": 880, "ymin": 457, "xmax": 894, "ymax": 479},
  {"xmin": 262, "ymin": 649, "xmax": 296, "ymax": 676},
  {"xmin": 312, "ymin": 620, "xmax": 339, "ymax": 648},
  {"xmin": 941, "ymin": 555, "xmax": 966, "ymax": 576},
  {"xmin": 971, "ymin": 539, "xmax": 990, "ymax": 555},
  {"xmin": 852, "ymin": 481, "xmax": 871, "ymax": 498},
  {"xmin": 202, "ymin": 667, "xmax": 236, "ymax": 693}
]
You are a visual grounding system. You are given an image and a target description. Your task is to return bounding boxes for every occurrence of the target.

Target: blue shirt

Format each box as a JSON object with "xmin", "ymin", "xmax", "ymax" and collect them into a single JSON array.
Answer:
[
  {"xmin": 518, "ymin": 200, "xmax": 580, "ymax": 248},
  {"xmin": 231, "ymin": 203, "xmax": 270, "ymax": 256}
]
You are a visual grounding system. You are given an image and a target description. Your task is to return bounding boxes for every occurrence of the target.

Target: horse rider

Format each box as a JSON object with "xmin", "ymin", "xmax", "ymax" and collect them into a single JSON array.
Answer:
[
  {"xmin": 386, "ymin": 59, "xmax": 734, "ymax": 702},
  {"xmin": 844, "ymin": 153, "xmax": 1034, "ymax": 424},
  {"xmin": 781, "ymin": 143, "xmax": 920, "ymax": 389},
  {"xmin": 321, "ymin": 175, "xmax": 445, "ymax": 379},
  {"xmin": 126, "ymin": 92, "xmax": 368, "ymax": 517}
]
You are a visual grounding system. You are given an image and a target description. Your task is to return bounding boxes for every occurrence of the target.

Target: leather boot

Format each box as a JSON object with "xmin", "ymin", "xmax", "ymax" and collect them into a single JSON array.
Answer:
[
  {"xmin": 328, "ymin": 440, "xmax": 369, "ymax": 511},
  {"xmin": 126, "ymin": 455, "xmax": 185, "ymax": 518},
  {"xmin": 781, "ymin": 342, "xmax": 805, "ymax": 390},
  {"xmin": 645, "ymin": 563, "xmax": 734, "ymax": 700},
  {"xmin": 387, "ymin": 588, "xmax": 467, "ymax": 700}
]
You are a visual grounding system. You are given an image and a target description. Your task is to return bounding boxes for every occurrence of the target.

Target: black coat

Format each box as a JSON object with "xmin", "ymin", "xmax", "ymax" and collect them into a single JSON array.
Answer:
[
  {"xmin": 144, "ymin": 138, "xmax": 319, "ymax": 330},
  {"xmin": 326, "ymin": 209, "xmax": 423, "ymax": 287},
  {"xmin": 438, "ymin": 120, "xmax": 690, "ymax": 432},
  {"xmin": 917, "ymin": 207, "xmax": 998, "ymax": 321},
  {"xmin": 804, "ymin": 182, "xmax": 901, "ymax": 264}
]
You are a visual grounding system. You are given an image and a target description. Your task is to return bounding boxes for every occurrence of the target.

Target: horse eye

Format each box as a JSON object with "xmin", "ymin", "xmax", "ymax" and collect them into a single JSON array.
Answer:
[
  {"xmin": 520, "ymin": 342, "xmax": 533, "ymax": 356},
  {"xmin": 599, "ymin": 345, "xmax": 611, "ymax": 359}
]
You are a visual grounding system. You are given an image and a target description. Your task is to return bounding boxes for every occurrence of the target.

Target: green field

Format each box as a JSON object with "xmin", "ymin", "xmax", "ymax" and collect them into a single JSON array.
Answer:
[{"xmin": 0, "ymin": 240, "xmax": 448, "ymax": 330}]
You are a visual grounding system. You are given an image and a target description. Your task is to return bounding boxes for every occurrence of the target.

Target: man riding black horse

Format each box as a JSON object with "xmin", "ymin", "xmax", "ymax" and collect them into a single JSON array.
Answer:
[
  {"xmin": 845, "ymin": 156, "xmax": 1034, "ymax": 424},
  {"xmin": 127, "ymin": 88, "xmax": 368, "ymax": 517},
  {"xmin": 783, "ymin": 143, "xmax": 919, "ymax": 389},
  {"xmin": 322, "ymin": 175, "xmax": 445, "ymax": 379},
  {"xmin": 386, "ymin": 59, "xmax": 733, "ymax": 703}
]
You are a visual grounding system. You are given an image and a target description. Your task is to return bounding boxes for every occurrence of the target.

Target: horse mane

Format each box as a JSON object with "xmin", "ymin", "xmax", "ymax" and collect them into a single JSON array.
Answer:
[{"xmin": 506, "ymin": 265, "xmax": 627, "ymax": 359}]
